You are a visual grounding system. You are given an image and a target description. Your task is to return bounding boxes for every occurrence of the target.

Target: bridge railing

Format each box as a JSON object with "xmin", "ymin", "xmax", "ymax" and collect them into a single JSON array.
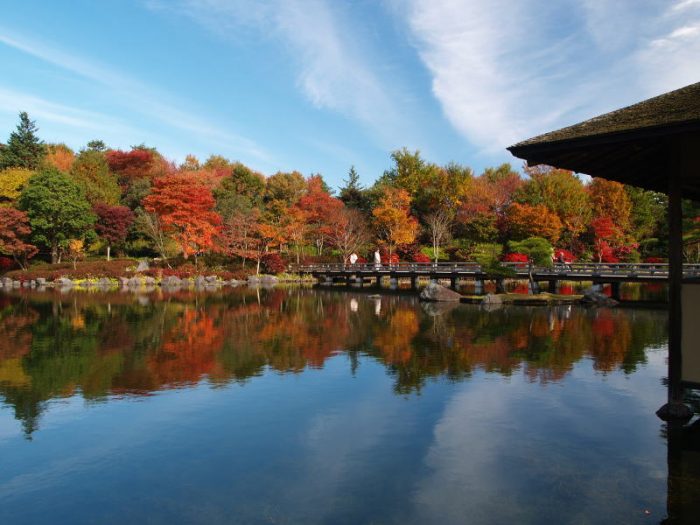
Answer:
[{"xmin": 290, "ymin": 261, "xmax": 700, "ymax": 277}]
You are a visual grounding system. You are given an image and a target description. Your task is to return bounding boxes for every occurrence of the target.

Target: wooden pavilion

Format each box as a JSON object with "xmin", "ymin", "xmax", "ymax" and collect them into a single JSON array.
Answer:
[{"xmin": 508, "ymin": 81, "xmax": 700, "ymax": 420}]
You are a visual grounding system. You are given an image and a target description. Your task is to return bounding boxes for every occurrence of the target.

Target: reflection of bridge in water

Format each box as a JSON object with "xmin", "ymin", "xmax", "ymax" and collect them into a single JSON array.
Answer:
[{"xmin": 294, "ymin": 262, "xmax": 700, "ymax": 298}]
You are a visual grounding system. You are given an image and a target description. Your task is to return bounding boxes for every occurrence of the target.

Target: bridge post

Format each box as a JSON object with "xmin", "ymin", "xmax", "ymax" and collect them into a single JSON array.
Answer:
[
  {"xmin": 548, "ymin": 280, "xmax": 559, "ymax": 294},
  {"xmin": 610, "ymin": 282, "xmax": 621, "ymax": 301},
  {"xmin": 410, "ymin": 275, "xmax": 417, "ymax": 289},
  {"xmin": 450, "ymin": 275, "xmax": 457, "ymax": 290},
  {"xmin": 389, "ymin": 277, "xmax": 398, "ymax": 290},
  {"xmin": 474, "ymin": 279, "xmax": 484, "ymax": 295}
]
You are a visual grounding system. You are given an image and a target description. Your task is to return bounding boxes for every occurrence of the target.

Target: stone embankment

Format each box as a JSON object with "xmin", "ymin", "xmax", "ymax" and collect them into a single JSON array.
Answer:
[{"xmin": 0, "ymin": 274, "xmax": 281, "ymax": 292}]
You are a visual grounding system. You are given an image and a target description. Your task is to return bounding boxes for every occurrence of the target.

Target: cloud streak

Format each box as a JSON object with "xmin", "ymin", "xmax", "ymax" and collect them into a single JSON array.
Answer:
[
  {"xmin": 403, "ymin": 0, "xmax": 700, "ymax": 154},
  {"xmin": 0, "ymin": 28, "xmax": 272, "ymax": 164},
  {"xmin": 148, "ymin": 0, "xmax": 416, "ymax": 149}
]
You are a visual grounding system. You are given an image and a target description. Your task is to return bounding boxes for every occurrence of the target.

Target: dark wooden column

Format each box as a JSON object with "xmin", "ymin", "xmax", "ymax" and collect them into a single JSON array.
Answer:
[{"xmin": 668, "ymin": 164, "xmax": 683, "ymax": 403}]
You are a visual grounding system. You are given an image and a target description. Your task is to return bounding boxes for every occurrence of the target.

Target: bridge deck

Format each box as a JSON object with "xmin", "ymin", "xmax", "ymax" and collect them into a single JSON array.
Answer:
[{"xmin": 293, "ymin": 262, "xmax": 700, "ymax": 284}]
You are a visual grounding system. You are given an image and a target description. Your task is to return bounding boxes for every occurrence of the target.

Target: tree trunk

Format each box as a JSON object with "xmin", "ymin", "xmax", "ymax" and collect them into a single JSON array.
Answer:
[
  {"xmin": 51, "ymin": 242, "xmax": 59, "ymax": 264},
  {"xmin": 256, "ymin": 257, "xmax": 261, "ymax": 275},
  {"xmin": 106, "ymin": 245, "xmax": 111, "ymax": 262}
]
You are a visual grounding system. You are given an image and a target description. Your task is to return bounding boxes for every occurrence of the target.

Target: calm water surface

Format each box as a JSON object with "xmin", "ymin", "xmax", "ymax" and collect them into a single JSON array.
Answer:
[{"xmin": 0, "ymin": 287, "xmax": 698, "ymax": 524}]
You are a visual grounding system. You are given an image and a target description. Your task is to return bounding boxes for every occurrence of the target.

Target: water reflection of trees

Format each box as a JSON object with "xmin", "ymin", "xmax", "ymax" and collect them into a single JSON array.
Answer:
[{"xmin": 0, "ymin": 289, "xmax": 667, "ymax": 436}]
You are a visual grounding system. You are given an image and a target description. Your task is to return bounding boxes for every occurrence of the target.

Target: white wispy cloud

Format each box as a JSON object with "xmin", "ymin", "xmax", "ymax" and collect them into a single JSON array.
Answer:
[
  {"xmin": 148, "ymin": 0, "xmax": 415, "ymax": 149},
  {"xmin": 402, "ymin": 0, "xmax": 700, "ymax": 154},
  {"xmin": 0, "ymin": 28, "xmax": 272, "ymax": 164}
]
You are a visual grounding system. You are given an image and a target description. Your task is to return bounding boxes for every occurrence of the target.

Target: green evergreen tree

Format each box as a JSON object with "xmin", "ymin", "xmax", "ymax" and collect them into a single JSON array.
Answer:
[
  {"xmin": 0, "ymin": 112, "xmax": 46, "ymax": 169},
  {"xmin": 339, "ymin": 165, "xmax": 370, "ymax": 212},
  {"xmin": 18, "ymin": 167, "xmax": 96, "ymax": 263}
]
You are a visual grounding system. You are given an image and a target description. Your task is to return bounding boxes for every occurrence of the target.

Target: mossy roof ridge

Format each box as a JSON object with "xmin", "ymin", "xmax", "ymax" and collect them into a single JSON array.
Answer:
[{"xmin": 509, "ymin": 81, "xmax": 700, "ymax": 149}]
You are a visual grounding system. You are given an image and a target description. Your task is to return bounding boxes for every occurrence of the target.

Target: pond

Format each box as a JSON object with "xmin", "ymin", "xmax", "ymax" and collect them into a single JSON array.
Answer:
[{"xmin": 0, "ymin": 287, "xmax": 698, "ymax": 524}]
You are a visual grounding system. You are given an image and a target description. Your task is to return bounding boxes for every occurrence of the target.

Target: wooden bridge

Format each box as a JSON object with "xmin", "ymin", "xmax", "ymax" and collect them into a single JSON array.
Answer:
[{"xmin": 292, "ymin": 262, "xmax": 700, "ymax": 296}]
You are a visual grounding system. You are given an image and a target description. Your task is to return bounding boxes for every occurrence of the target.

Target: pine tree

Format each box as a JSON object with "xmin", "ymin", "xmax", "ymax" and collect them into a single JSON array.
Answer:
[
  {"xmin": 0, "ymin": 112, "xmax": 46, "ymax": 169},
  {"xmin": 339, "ymin": 165, "xmax": 369, "ymax": 211}
]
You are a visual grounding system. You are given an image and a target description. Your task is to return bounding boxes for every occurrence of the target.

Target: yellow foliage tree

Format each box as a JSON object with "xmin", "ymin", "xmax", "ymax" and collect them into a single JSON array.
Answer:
[
  {"xmin": 372, "ymin": 188, "xmax": 418, "ymax": 259},
  {"xmin": 0, "ymin": 167, "xmax": 33, "ymax": 206}
]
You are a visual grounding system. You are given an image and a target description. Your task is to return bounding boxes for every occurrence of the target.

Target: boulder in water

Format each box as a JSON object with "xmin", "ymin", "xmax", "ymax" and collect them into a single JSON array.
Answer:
[
  {"xmin": 419, "ymin": 282, "xmax": 462, "ymax": 302},
  {"xmin": 581, "ymin": 287, "xmax": 618, "ymax": 307}
]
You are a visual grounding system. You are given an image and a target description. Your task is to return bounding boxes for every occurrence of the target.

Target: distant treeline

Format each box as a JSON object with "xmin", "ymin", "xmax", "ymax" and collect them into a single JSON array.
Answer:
[{"xmin": 1, "ymin": 111, "xmax": 698, "ymax": 274}]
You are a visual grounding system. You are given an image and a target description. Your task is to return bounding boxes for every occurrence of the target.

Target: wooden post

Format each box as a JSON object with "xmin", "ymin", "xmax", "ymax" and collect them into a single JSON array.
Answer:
[{"xmin": 657, "ymin": 152, "xmax": 691, "ymax": 420}]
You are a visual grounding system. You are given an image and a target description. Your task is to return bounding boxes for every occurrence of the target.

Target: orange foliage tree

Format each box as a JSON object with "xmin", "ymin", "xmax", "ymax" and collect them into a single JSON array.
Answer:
[
  {"xmin": 504, "ymin": 202, "xmax": 562, "ymax": 244},
  {"xmin": 45, "ymin": 144, "xmax": 75, "ymax": 172},
  {"xmin": 372, "ymin": 187, "xmax": 418, "ymax": 260},
  {"xmin": 588, "ymin": 178, "xmax": 632, "ymax": 233},
  {"xmin": 143, "ymin": 173, "xmax": 222, "ymax": 261}
]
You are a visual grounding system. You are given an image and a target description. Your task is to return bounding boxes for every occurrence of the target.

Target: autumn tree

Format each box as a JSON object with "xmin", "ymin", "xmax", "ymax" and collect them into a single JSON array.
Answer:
[
  {"xmin": 70, "ymin": 149, "xmax": 121, "ymax": 205},
  {"xmin": 372, "ymin": 188, "xmax": 418, "ymax": 260},
  {"xmin": 589, "ymin": 216, "xmax": 626, "ymax": 263},
  {"xmin": 283, "ymin": 206, "xmax": 309, "ymax": 265},
  {"xmin": 424, "ymin": 208, "xmax": 453, "ymax": 263},
  {"xmin": 18, "ymin": 167, "xmax": 96, "ymax": 263},
  {"xmin": 0, "ymin": 208, "xmax": 38, "ymax": 269},
  {"xmin": 44, "ymin": 144, "xmax": 75, "ymax": 172},
  {"xmin": 328, "ymin": 207, "xmax": 371, "ymax": 265},
  {"xmin": 219, "ymin": 208, "xmax": 259, "ymax": 269},
  {"xmin": 143, "ymin": 173, "xmax": 222, "ymax": 261},
  {"xmin": 106, "ymin": 147, "xmax": 154, "ymax": 184},
  {"xmin": 93, "ymin": 204, "xmax": 134, "ymax": 260},
  {"xmin": 66, "ymin": 239, "xmax": 85, "ymax": 270},
  {"xmin": 296, "ymin": 175, "xmax": 343, "ymax": 255},
  {"xmin": 517, "ymin": 165, "xmax": 591, "ymax": 246},
  {"xmin": 588, "ymin": 178, "xmax": 632, "ymax": 233},
  {"xmin": 414, "ymin": 162, "xmax": 473, "ymax": 217},
  {"xmin": 457, "ymin": 164, "xmax": 522, "ymax": 243},
  {"xmin": 0, "ymin": 167, "xmax": 33, "ymax": 205},
  {"xmin": 0, "ymin": 112, "xmax": 46, "ymax": 170},
  {"xmin": 381, "ymin": 148, "xmax": 432, "ymax": 195},
  {"xmin": 504, "ymin": 202, "xmax": 562, "ymax": 244},
  {"xmin": 180, "ymin": 154, "xmax": 200, "ymax": 171}
]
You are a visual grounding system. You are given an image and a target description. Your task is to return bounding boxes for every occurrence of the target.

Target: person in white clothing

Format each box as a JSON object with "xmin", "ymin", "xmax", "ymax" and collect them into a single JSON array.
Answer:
[
  {"xmin": 374, "ymin": 249, "xmax": 381, "ymax": 268},
  {"xmin": 349, "ymin": 252, "xmax": 358, "ymax": 265}
]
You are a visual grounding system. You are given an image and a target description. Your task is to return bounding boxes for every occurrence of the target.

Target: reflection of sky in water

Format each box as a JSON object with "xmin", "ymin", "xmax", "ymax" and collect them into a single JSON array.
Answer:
[{"xmin": 0, "ymin": 289, "xmax": 690, "ymax": 524}]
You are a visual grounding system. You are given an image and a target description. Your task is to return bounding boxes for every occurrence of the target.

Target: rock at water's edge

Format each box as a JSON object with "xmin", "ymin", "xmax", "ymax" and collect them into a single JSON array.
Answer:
[
  {"xmin": 419, "ymin": 282, "xmax": 462, "ymax": 302},
  {"xmin": 581, "ymin": 287, "xmax": 618, "ymax": 307}
]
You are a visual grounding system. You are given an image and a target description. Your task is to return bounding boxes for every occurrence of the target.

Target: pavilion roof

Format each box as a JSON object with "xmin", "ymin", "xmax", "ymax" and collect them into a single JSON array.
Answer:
[{"xmin": 508, "ymin": 81, "xmax": 700, "ymax": 199}]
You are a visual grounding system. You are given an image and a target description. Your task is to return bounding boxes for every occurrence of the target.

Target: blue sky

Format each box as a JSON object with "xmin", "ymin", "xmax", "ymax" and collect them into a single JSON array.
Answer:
[{"xmin": 1, "ymin": 0, "xmax": 699, "ymax": 191}]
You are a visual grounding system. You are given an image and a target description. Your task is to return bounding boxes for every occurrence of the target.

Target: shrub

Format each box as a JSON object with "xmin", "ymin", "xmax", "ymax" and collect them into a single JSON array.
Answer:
[
  {"xmin": 644, "ymin": 256, "xmax": 665, "ymax": 263},
  {"xmin": 4, "ymin": 258, "xmax": 137, "ymax": 281},
  {"xmin": 502, "ymin": 252, "xmax": 529, "ymax": 263},
  {"xmin": 554, "ymin": 248, "xmax": 576, "ymax": 263},
  {"xmin": 0, "ymin": 256, "xmax": 16, "ymax": 274},
  {"xmin": 396, "ymin": 243, "xmax": 422, "ymax": 261},
  {"xmin": 262, "ymin": 253, "xmax": 286, "ymax": 274},
  {"xmin": 412, "ymin": 252, "xmax": 431, "ymax": 263}
]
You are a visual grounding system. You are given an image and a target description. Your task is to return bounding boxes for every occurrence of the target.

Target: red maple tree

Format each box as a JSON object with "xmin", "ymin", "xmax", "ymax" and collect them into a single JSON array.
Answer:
[
  {"xmin": 94, "ymin": 203, "xmax": 134, "ymax": 260},
  {"xmin": 143, "ymin": 173, "xmax": 222, "ymax": 260}
]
